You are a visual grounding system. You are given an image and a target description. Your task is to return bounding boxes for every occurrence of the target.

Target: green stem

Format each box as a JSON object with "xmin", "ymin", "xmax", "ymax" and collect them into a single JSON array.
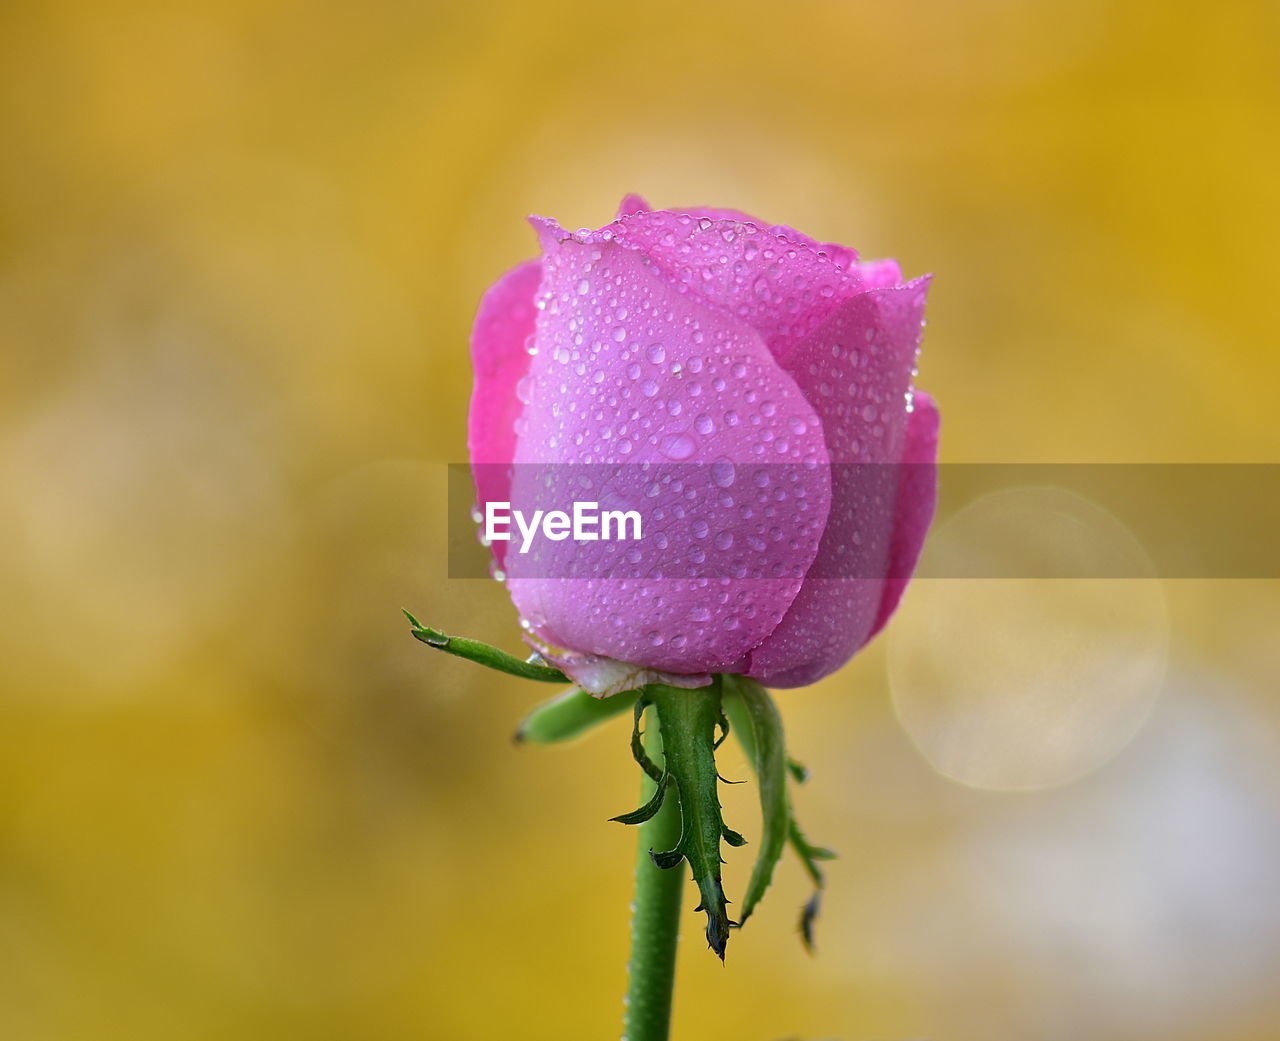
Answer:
[{"xmin": 623, "ymin": 705, "xmax": 683, "ymax": 1041}]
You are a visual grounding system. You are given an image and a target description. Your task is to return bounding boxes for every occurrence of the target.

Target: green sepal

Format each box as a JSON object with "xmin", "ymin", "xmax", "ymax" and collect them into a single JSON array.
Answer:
[
  {"xmin": 721, "ymin": 674, "xmax": 789, "ymax": 928},
  {"xmin": 515, "ymin": 686, "xmax": 638, "ymax": 744},
  {"xmin": 789, "ymin": 818, "xmax": 836, "ymax": 952},
  {"xmin": 643, "ymin": 680, "xmax": 740, "ymax": 960},
  {"xmin": 722, "ymin": 674, "xmax": 836, "ymax": 947},
  {"xmin": 403, "ymin": 611, "xmax": 567, "ymax": 683},
  {"xmin": 629, "ymin": 697, "xmax": 664, "ymax": 783},
  {"xmin": 611, "ymin": 774, "xmax": 671, "ymax": 825}
]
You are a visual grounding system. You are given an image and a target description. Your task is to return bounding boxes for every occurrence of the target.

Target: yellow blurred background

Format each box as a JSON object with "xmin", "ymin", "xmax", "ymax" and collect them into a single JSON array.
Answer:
[{"xmin": 2, "ymin": 1, "xmax": 1278, "ymax": 1039}]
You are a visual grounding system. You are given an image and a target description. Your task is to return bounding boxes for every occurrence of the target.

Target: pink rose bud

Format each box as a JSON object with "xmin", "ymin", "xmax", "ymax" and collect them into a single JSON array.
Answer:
[{"xmin": 469, "ymin": 196, "xmax": 938, "ymax": 689}]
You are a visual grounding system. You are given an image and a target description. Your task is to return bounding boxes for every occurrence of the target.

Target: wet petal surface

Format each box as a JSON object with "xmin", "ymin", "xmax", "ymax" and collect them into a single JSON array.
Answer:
[
  {"xmin": 745, "ymin": 279, "xmax": 933, "ymax": 687},
  {"xmin": 504, "ymin": 221, "xmax": 833, "ymax": 675},
  {"xmin": 467, "ymin": 259, "xmax": 542, "ymax": 565}
]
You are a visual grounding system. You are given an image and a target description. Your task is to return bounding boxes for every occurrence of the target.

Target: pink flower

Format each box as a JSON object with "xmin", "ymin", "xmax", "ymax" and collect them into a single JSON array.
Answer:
[{"xmin": 469, "ymin": 196, "xmax": 938, "ymax": 689}]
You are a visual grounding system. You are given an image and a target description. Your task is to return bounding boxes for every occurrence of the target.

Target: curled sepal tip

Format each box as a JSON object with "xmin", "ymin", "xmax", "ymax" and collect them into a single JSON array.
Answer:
[
  {"xmin": 403, "ymin": 611, "xmax": 568, "ymax": 683},
  {"xmin": 790, "ymin": 817, "xmax": 837, "ymax": 953},
  {"xmin": 611, "ymin": 774, "xmax": 672, "ymax": 825}
]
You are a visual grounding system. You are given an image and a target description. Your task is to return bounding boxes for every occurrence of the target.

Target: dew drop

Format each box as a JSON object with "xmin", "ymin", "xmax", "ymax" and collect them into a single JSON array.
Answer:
[
  {"xmin": 710, "ymin": 457, "xmax": 736, "ymax": 488},
  {"xmin": 659, "ymin": 433, "xmax": 697, "ymax": 460}
]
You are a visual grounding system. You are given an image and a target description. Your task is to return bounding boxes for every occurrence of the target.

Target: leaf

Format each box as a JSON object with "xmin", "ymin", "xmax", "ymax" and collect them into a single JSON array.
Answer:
[
  {"xmin": 515, "ymin": 687, "xmax": 638, "ymax": 744},
  {"xmin": 403, "ymin": 611, "xmax": 567, "ymax": 682},
  {"xmin": 721, "ymin": 674, "xmax": 789, "ymax": 927}
]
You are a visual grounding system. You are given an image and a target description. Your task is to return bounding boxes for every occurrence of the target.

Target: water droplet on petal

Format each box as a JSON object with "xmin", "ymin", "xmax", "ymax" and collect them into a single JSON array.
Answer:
[
  {"xmin": 659, "ymin": 433, "xmax": 697, "ymax": 460},
  {"xmin": 710, "ymin": 457, "xmax": 736, "ymax": 488}
]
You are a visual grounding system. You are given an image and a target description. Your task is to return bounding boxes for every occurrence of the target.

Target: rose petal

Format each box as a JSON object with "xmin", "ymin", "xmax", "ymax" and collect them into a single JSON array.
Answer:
[
  {"xmin": 868, "ymin": 390, "xmax": 940, "ymax": 638},
  {"xmin": 744, "ymin": 278, "xmax": 933, "ymax": 687},
  {"xmin": 616, "ymin": 193, "xmax": 650, "ymax": 217},
  {"xmin": 504, "ymin": 219, "xmax": 833, "ymax": 675},
  {"xmin": 778, "ymin": 277, "xmax": 931, "ymax": 463},
  {"xmin": 854, "ymin": 257, "xmax": 904, "ymax": 288},
  {"xmin": 572, "ymin": 210, "xmax": 863, "ymax": 366},
  {"xmin": 675, "ymin": 206, "xmax": 860, "ymax": 270},
  {"xmin": 467, "ymin": 259, "xmax": 542, "ymax": 566}
]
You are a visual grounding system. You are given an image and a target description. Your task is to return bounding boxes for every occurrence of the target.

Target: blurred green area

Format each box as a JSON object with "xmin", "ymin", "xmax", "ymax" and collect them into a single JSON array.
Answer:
[{"xmin": 1, "ymin": 1, "xmax": 1278, "ymax": 1039}]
